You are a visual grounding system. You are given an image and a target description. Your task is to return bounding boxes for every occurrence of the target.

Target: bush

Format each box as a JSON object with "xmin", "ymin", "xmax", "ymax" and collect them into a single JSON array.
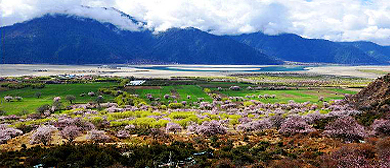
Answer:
[
  {"xmin": 323, "ymin": 116, "xmax": 366, "ymax": 142},
  {"xmin": 279, "ymin": 116, "xmax": 316, "ymax": 136},
  {"xmin": 168, "ymin": 103, "xmax": 184, "ymax": 109}
]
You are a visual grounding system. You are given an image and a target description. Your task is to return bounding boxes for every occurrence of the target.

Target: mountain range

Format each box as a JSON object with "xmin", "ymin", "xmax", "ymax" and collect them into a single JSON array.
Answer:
[{"xmin": 1, "ymin": 9, "xmax": 390, "ymax": 65}]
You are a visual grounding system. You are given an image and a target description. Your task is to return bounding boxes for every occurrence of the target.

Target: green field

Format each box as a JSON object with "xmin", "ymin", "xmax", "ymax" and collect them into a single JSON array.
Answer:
[
  {"xmin": 0, "ymin": 82, "xmax": 117, "ymax": 115},
  {"xmin": 129, "ymin": 83, "xmax": 358, "ymax": 104},
  {"xmin": 0, "ymin": 80, "xmax": 359, "ymax": 115}
]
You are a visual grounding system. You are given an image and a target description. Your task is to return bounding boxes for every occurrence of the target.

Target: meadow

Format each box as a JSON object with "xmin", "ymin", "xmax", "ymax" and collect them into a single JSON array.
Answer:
[
  {"xmin": 0, "ymin": 82, "xmax": 117, "ymax": 115},
  {"xmin": 0, "ymin": 78, "xmax": 359, "ymax": 115}
]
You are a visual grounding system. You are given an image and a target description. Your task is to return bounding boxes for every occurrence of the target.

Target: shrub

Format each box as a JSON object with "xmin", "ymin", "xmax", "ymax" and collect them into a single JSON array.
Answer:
[
  {"xmin": 87, "ymin": 130, "xmax": 110, "ymax": 143},
  {"xmin": 279, "ymin": 116, "xmax": 316, "ymax": 136},
  {"xmin": 323, "ymin": 116, "xmax": 366, "ymax": 142},
  {"xmin": 60, "ymin": 125, "xmax": 81, "ymax": 142},
  {"xmin": 30, "ymin": 125, "xmax": 56, "ymax": 145}
]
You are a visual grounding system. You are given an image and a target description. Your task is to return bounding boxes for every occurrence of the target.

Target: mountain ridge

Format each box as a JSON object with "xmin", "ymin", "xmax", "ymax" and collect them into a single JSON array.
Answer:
[{"xmin": 1, "ymin": 11, "xmax": 389, "ymax": 65}]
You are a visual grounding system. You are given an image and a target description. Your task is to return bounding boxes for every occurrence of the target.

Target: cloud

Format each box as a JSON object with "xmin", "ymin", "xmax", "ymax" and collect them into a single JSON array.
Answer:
[{"xmin": 1, "ymin": 0, "xmax": 390, "ymax": 45}]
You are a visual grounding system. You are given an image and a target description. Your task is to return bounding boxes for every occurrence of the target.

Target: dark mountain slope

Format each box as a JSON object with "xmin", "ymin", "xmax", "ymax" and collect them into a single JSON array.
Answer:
[
  {"xmin": 229, "ymin": 32, "xmax": 382, "ymax": 65},
  {"xmin": 0, "ymin": 14, "xmax": 280, "ymax": 65},
  {"xmin": 150, "ymin": 28, "xmax": 279, "ymax": 64}
]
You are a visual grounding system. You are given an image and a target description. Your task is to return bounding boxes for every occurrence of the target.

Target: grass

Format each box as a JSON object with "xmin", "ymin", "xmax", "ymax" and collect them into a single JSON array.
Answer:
[
  {"xmin": 130, "ymin": 83, "xmax": 357, "ymax": 105},
  {"xmin": 0, "ymin": 82, "xmax": 117, "ymax": 115},
  {"xmin": 134, "ymin": 85, "xmax": 212, "ymax": 103}
]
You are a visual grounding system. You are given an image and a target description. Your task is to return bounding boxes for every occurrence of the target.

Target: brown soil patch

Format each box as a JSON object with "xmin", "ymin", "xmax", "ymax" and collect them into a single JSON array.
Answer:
[
  {"xmin": 125, "ymin": 86, "xmax": 161, "ymax": 90},
  {"xmin": 214, "ymin": 91, "xmax": 228, "ymax": 98},
  {"xmin": 281, "ymin": 93, "xmax": 296, "ymax": 98}
]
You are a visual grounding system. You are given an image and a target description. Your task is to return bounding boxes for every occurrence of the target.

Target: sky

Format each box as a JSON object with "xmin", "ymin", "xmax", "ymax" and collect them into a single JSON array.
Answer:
[{"xmin": 1, "ymin": 0, "xmax": 390, "ymax": 45}]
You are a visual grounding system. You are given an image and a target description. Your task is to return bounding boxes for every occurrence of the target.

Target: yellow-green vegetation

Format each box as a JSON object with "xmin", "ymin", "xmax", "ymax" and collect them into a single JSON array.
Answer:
[
  {"xmin": 115, "ymin": 92, "xmax": 146, "ymax": 107},
  {"xmin": 357, "ymin": 69, "xmax": 389, "ymax": 75}
]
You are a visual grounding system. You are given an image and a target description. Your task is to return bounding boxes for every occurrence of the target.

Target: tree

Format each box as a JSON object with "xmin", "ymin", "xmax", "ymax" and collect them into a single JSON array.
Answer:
[
  {"xmin": 87, "ymin": 130, "xmax": 110, "ymax": 143},
  {"xmin": 34, "ymin": 92, "xmax": 42, "ymax": 98},
  {"xmin": 36, "ymin": 104, "xmax": 50, "ymax": 115},
  {"xmin": 65, "ymin": 95, "xmax": 76, "ymax": 104},
  {"xmin": 60, "ymin": 125, "xmax": 81, "ymax": 142},
  {"xmin": 52, "ymin": 101, "xmax": 63, "ymax": 112},
  {"xmin": 96, "ymin": 95, "xmax": 104, "ymax": 105},
  {"xmin": 30, "ymin": 125, "xmax": 56, "ymax": 145},
  {"xmin": 0, "ymin": 110, "xmax": 6, "ymax": 116},
  {"xmin": 279, "ymin": 116, "xmax": 316, "ymax": 136},
  {"xmin": 0, "ymin": 124, "xmax": 23, "ymax": 144},
  {"xmin": 196, "ymin": 120, "xmax": 227, "ymax": 137}
]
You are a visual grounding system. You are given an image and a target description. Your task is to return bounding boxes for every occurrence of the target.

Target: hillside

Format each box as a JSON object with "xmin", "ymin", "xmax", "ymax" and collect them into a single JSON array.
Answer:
[
  {"xmin": 229, "ymin": 32, "xmax": 383, "ymax": 65},
  {"xmin": 350, "ymin": 73, "xmax": 390, "ymax": 112}
]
